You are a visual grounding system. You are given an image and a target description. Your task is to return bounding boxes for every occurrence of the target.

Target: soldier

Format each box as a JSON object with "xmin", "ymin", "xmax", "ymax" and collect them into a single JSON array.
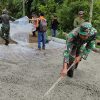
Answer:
[
  {"xmin": 0, "ymin": 9, "xmax": 15, "ymax": 45},
  {"xmin": 73, "ymin": 11, "xmax": 85, "ymax": 28},
  {"xmin": 61, "ymin": 22, "xmax": 97, "ymax": 77}
]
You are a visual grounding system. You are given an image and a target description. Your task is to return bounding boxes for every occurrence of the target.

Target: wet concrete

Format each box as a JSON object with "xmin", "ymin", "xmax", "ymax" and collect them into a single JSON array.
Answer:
[{"xmin": 0, "ymin": 41, "xmax": 100, "ymax": 100}]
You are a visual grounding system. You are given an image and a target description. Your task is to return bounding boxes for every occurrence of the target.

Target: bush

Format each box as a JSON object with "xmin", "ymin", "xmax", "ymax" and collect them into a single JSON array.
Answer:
[
  {"xmin": 57, "ymin": 29, "xmax": 66, "ymax": 40},
  {"xmin": 92, "ymin": 1, "xmax": 100, "ymax": 34},
  {"xmin": 56, "ymin": 0, "xmax": 89, "ymax": 32}
]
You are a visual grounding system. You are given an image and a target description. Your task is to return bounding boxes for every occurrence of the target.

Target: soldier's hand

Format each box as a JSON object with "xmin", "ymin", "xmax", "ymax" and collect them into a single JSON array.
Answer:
[
  {"xmin": 74, "ymin": 56, "xmax": 81, "ymax": 63},
  {"xmin": 60, "ymin": 68, "xmax": 67, "ymax": 77}
]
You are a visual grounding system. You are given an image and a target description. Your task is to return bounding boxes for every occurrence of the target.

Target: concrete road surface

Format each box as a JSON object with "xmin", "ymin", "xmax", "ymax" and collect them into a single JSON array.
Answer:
[{"xmin": 0, "ymin": 41, "xmax": 100, "ymax": 100}]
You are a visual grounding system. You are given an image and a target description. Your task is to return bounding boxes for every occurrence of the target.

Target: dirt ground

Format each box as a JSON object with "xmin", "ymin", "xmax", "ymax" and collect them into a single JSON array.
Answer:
[
  {"xmin": 29, "ymin": 34, "xmax": 38, "ymax": 43},
  {"xmin": 0, "ymin": 37, "xmax": 17, "ymax": 44},
  {"xmin": 0, "ymin": 34, "xmax": 37, "ymax": 45},
  {"xmin": 0, "ymin": 36, "xmax": 100, "ymax": 100}
]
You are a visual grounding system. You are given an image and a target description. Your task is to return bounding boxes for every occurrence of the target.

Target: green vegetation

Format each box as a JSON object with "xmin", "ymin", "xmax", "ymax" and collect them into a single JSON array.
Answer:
[
  {"xmin": 96, "ymin": 45, "xmax": 100, "ymax": 48},
  {"xmin": 0, "ymin": 0, "xmax": 100, "ymax": 39}
]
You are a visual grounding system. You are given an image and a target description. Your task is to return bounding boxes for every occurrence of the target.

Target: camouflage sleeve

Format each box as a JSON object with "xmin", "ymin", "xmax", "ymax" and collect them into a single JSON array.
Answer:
[
  {"xmin": 84, "ymin": 29, "xmax": 97, "ymax": 54},
  {"xmin": 64, "ymin": 32, "xmax": 75, "ymax": 56},
  {"xmin": 66, "ymin": 32, "xmax": 75, "ymax": 52},
  {"xmin": 10, "ymin": 16, "xmax": 15, "ymax": 21},
  {"xmin": 63, "ymin": 32, "xmax": 77, "ymax": 63},
  {"xmin": 79, "ymin": 40, "xmax": 96, "ymax": 59}
]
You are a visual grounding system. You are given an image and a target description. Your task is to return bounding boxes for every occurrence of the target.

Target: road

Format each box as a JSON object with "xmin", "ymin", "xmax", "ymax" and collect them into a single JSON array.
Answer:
[{"xmin": 0, "ymin": 41, "xmax": 100, "ymax": 100}]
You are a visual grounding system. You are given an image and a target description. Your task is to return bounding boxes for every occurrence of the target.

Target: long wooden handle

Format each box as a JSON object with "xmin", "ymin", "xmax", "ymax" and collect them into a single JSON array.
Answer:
[{"xmin": 43, "ymin": 62, "xmax": 76, "ymax": 98}]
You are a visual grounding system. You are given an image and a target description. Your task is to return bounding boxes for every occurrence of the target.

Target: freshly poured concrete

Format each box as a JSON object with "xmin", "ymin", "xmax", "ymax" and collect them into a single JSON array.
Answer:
[{"xmin": 0, "ymin": 41, "xmax": 100, "ymax": 100}]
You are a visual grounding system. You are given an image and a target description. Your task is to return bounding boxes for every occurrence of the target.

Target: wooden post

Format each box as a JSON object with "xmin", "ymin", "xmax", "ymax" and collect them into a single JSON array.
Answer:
[
  {"xmin": 89, "ymin": 0, "xmax": 94, "ymax": 23},
  {"xmin": 23, "ymin": 0, "xmax": 25, "ymax": 16}
]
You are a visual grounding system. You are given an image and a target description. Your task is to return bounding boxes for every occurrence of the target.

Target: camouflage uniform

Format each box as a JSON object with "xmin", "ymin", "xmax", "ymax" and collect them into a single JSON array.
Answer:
[
  {"xmin": 1, "ymin": 24, "xmax": 10, "ymax": 42},
  {"xmin": 0, "ymin": 9, "xmax": 15, "ymax": 45},
  {"xmin": 73, "ymin": 17, "xmax": 85, "ymax": 28},
  {"xmin": 64, "ymin": 27, "xmax": 97, "ymax": 63}
]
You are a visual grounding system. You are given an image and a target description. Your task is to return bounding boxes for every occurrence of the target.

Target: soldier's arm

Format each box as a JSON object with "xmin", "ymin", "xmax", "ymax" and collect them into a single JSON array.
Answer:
[
  {"xmin": 79, "ymin": 40, "xmax": 96, "ymax": 60},
  {"xmin": 86, "ymin": 40, "xmax": 96, "ymax": 54},
  {"xmin": 84, "ymin": 30, "xmax": 97, "ymax": 55},
  {"xmin": 66, "ymin": 32, "xmax": 75, "ymax": 53},
  {"xmin": 9, "ymin": 16, "xmax": 15, "ymax": 21},
  {"xmin": 63, "ymin": 32, "xmax": 75, "ymax": 61}
]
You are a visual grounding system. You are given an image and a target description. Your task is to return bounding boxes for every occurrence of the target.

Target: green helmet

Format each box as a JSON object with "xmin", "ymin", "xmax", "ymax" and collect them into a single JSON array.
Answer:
[{"xmin": 79, "ymin": 22, "xmax": 92, "ymax": 35}]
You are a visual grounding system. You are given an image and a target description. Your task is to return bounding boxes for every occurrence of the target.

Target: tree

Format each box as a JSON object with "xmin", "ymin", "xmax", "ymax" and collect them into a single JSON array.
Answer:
[
  {"xmin": 25, "ymin": 0, "xmax": 34, "ymax": 17},
  {"xmin": 7, "ymin": 0, "xmax": 22, "ymax": 18}
]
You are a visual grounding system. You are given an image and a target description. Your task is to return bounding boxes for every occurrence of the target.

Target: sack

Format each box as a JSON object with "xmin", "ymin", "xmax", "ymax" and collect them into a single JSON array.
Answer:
[{"xmin": 39, "ymin": 19, "xmax": 47, "ymax": 32}]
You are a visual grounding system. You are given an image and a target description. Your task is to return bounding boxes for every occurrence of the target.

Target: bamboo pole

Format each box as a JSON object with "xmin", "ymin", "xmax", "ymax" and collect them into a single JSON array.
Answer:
[
  {"xmin": 89, "ymin": 0, "xmax": 94, "ymax": 23},
  {"xmin": 23, "ymin": 0, "xmax": 25, "ymax": 16}
]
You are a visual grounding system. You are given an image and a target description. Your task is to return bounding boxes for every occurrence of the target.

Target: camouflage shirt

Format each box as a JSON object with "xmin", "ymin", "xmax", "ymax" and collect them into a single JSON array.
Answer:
[
  {"xmin": 73, "ymin": 17, "xmax": 85, "ymax": 28},
  {"xmin": 64, "ymin": 27, "xmax": 97, "ymax": 62},
  {"xmin": 0, "ymin": 13, "xmax": 15, "ymax": 25}
]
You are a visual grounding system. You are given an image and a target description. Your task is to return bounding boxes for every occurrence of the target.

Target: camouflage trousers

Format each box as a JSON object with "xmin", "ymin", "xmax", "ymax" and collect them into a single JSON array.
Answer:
[{"xmin": 0, "ymin": 24, "xmax": 10, "ymax": 42}]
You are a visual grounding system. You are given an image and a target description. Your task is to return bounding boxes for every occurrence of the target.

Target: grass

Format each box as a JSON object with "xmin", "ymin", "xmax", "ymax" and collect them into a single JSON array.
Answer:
[
  {"xmin": 96, "ymin": 45, "xmax": 100, "ymax": 48},
  {"xmin": 46, "ymin": 29, "xmax": 67, "ymax": 40},
  {"xmin": 96, "ymin": 36, "xmax": 100, "ymax": 40}
]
